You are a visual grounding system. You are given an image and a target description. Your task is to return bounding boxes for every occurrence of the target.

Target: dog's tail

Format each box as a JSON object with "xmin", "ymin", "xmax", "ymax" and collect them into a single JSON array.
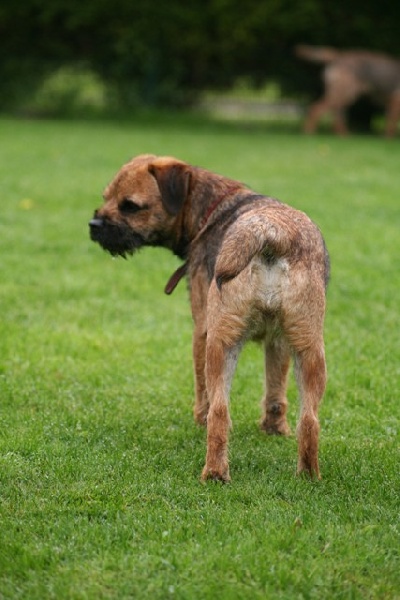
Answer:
[
  {"xmin": 214, "ymin": 205, "xmax": 302, "ymax": 290},
  {"xmin": 295, "ymin": 44, "xmax": 339, "ymax": 64}
]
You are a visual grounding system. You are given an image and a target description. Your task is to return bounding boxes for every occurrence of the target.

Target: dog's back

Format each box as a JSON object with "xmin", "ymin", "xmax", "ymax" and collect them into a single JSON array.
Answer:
[{"xmin": 350, "ymin": 54, "xmax": 400, "ymax": 96}]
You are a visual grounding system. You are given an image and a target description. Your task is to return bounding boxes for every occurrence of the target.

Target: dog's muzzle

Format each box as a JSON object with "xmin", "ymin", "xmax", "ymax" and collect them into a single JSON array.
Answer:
[{"xmin": 89, "ymin": 214, "xmax": 145, "ymax": 257}]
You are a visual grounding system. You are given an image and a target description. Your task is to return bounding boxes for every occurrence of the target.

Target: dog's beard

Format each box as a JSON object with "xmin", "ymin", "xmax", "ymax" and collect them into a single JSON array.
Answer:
[{"xmin": 90, "ymin": 220, "xmax": 145, "ymax": 258}]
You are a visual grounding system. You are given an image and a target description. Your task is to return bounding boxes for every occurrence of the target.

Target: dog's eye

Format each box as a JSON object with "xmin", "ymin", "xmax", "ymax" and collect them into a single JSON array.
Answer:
[{"xmin": 119, "ymin": 198, "xmax": 142, "ymax": 215}]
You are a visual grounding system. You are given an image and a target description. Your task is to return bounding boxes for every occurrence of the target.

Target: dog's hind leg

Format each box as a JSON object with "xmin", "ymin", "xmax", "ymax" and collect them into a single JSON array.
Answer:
[
  {"xmin": 201, "ymin": 337, "xmax": 241, "ymax": 482},
  {"xmin": 293, "ymin": 341, "xmax": 327, "ymax": 479},
  {"xmin": 201, "ymin": 282, "xmax": 245, "ymax": 482},
  {"xmin": 260, "ymin": 337, "xmax": 291, "ymax": 436}
]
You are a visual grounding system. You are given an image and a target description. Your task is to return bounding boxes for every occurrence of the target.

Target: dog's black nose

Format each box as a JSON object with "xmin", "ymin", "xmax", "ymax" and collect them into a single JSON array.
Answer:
[{"xmin": 89, "ymin": 218, "xmax": 104, "ymax": 228}]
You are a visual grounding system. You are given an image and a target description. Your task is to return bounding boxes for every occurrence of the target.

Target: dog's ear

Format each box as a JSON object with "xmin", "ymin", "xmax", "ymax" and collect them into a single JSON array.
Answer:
[{"xmin": 148, "ymin": 161, "xmax": 191, "ymax": 216}]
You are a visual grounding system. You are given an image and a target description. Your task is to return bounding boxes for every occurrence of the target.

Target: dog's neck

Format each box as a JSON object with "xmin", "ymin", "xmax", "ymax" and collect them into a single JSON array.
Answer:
[
  {"xmin": 164, "ymin": 182, "xmax": 241, "ymax": 295},
  {"xmin": 198, "ymin": 182, "xmax": 240, "ymax": 229},
  {"xmin": 192, "ymin": 182, "xmax": 242, "ymax": 242}
]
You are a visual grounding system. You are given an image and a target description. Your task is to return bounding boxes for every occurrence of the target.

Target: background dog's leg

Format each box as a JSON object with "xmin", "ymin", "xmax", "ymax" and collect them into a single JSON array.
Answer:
[
  {"xmin": 331, "ymin": 108, "xmax": 349, "ymax": 136},
  {"xmin": 294, "ymin": 343, "xmax": 327, "ymax": 479},
  {"xmin": 303, "ymin": 99, "xmax": 331, "ymax": 133},
  {"xmin": 201, "ymin": 338, "xmax": 241, "ymax": 482},
  {"xmin": 385, "ymin": 92, "xmax": 400, "ymax": 137},
  {"xmin": 305, "ymin": 67, "xmax": 363, "ymax": 135},
  {"xmin": 304, "ymin": 99, "xmax": 349, "ymax": 135},
  {"xmin": 260, "ymin": 337, "xmax": 291, "ymax": 436}
]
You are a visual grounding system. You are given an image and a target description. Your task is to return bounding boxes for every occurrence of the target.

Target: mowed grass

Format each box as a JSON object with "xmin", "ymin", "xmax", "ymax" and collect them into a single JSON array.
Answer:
[{"xmin": 0, "ymin": 115, "xmax": 399, "ymax": 599}]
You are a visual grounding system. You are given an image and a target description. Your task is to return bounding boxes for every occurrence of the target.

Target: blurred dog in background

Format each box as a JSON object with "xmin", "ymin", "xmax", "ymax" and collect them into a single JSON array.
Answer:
[{"xmin": 296, "ymin": 45, "xmax": 400, "ymax": 137}]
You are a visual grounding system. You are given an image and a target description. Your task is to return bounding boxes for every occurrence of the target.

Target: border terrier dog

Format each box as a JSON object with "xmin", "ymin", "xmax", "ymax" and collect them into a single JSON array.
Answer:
[
  {"xmin": 89, "ymin": 154, "xmax": 330, "ymax": 482},
  {"xmin": 296, "ymin": 45, "xmax": 400, "ymax": 136}
]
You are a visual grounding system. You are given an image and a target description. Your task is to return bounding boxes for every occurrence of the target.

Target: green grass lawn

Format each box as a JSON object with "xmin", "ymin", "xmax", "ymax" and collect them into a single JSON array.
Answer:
[{"xmin": 0, "ymin": 115, "xmax": 399, "ymax": 599}]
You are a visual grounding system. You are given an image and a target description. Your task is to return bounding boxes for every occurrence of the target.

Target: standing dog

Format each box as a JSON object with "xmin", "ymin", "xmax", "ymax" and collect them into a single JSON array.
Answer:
[
  {"xmin": 296, "ymin": 45, "xmax": 400, "ymax": 136},
  {"xmin": 89, "ymin": 154, "xmax": 330, "ymax": 482}
]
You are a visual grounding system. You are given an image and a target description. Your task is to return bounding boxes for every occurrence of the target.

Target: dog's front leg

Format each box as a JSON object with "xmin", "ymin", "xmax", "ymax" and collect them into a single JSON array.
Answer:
[
  {"xmin": 192, "ymin": 324, "xmax": 208, "ymax": 425},
  {"xmin": 190, "ymin": 270, "xmax": 209, "ymax": 426},
  {"xmin": 261, "ymin": 337, "xmax": 291, "ymax": 436}
]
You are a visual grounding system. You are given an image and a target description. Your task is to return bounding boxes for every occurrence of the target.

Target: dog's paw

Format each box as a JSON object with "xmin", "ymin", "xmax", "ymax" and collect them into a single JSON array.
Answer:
[
  {"xmin": 201, "ymin": 464, "xmax": 231, "ymax": 483},
  {"xmin": 296, "ymin": 458, "xmax": 321, "ymax": 480},
  {"xmin": 261, "ymin": 401, "xmax": 291, "ymax": 436},
  {"xmin": 260, "ymin": 418, "xmax": 291, "ymax": 436}
]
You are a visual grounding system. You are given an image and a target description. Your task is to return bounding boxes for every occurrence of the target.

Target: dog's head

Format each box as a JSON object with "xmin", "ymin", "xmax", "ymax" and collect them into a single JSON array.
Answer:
[{"xmin": 89, "ymin": 154, "xmax": 192, "ymax": 257}]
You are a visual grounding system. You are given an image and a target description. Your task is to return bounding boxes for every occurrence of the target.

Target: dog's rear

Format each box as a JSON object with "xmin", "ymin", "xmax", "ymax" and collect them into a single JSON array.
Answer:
[
  {"xmin": 296, "ymin": 45, "xmax": 400, "ymax": 136},
  {"xmin": 206, "ymin": 196, "xmax": 329, "ymax": 480},
  {"xmin": 215, "ymin": 200, "xmax": 329, "ymax": 290}
]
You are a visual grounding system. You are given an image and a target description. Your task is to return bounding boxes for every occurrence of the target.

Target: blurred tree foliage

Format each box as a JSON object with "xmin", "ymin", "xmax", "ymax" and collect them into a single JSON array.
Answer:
[{"xmin": 1, "ymin": 0, "xmax": 399, "ymax": 109}]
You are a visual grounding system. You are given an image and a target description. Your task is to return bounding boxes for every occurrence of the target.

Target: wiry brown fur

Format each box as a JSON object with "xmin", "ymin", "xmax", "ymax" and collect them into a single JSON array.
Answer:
[
  {"xmin": 89, "ymin": 154, "xmax": 330, "ymax": 482},
  {"xmin": 296, "ymin": 44, "xmax": 400, "ymax": 136}
]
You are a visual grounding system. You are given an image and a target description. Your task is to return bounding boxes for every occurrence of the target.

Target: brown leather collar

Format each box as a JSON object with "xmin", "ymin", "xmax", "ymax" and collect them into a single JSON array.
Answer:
[
  {"xmin": 164, "ymin": 262, "xmax": 188, "ymax": 295},
  {"xmin": 164, "ymin": 183, "xmax": 240, "ymax": 295}
]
